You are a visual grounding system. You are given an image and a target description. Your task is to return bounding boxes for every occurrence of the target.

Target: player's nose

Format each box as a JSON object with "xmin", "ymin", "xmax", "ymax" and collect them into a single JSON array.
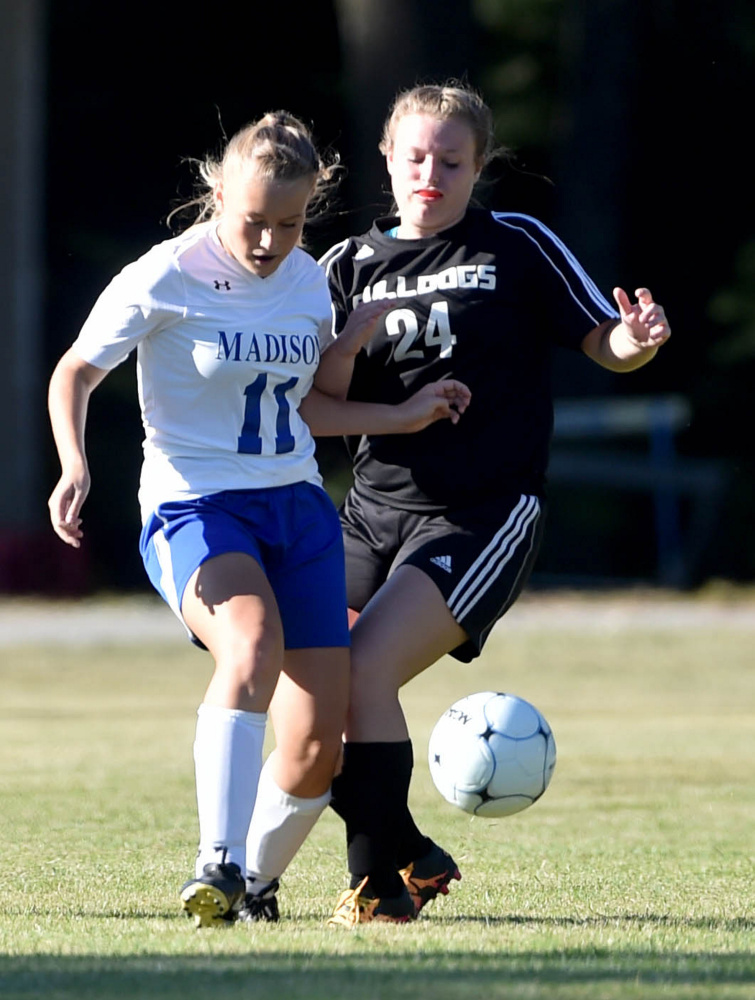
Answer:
[{"xmin": 420, "ymin": 157, "xmax": 439, "ymax": 184}]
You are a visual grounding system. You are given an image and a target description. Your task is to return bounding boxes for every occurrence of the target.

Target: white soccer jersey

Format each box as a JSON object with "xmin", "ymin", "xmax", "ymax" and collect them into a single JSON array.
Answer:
[{"xmin": 73, "ymin": 222, "xmax": 332, "ymax": 520}]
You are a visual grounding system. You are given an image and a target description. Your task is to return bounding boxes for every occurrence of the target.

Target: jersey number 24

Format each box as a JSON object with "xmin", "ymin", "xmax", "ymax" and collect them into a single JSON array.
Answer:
[{"xmin": 385, "ymin": 302, "xmax": 456, "ymax": 361}]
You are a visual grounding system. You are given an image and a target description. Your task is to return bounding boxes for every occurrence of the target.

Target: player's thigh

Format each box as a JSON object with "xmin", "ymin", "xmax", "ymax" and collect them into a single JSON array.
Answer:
[
  {"xmin": 350, "ymin": 564, "xmax": 467, "ymax": 694},
  {"xmin": 398, "ymin": 493, "xmax": 544, "ymax": 663},
  {"xmin": 141, "ymin": 489, "xmax": 284, "ymax": 658},
  {"xmin": 182, "ymin": 551, "xmax": 284, "ymax": 682}
]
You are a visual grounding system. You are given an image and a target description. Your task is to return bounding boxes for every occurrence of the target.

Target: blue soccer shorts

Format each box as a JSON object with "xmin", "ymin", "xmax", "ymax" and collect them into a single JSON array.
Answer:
[{"xmin": 140, "ymin": 482, "xmax": 350, "ymax": 650}]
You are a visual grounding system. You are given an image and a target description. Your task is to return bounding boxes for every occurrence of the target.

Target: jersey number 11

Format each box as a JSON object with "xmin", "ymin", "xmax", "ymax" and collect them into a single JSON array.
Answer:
[{"xmin": 238, "ymin": 373, "xmax": 298, "ymax": 455}]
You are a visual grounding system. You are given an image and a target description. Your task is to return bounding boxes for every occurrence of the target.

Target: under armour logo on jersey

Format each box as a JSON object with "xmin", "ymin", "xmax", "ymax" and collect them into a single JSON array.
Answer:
[
  {"xmin": 354, "ymin": 245, "xmax": 375, "ymax": 260},
  {"xmin": 214, "ymin": 279, "xmax": 231, "ymax": 290},
  {"xmin": 430, "ymin": 555, "xmax": 453, "ymax": 573}
]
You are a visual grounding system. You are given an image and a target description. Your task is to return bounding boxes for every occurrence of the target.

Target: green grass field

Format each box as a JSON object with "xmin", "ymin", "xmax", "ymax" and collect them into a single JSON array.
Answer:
[{"xmin": 0, "ymin": 596, "xmax": 753, "ymax": 999}]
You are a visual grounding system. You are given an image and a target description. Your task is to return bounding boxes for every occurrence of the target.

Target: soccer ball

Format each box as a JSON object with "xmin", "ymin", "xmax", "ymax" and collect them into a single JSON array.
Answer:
[{"xmin": 428, "ymin": 691, "xmax": 556, "ymax": 818}]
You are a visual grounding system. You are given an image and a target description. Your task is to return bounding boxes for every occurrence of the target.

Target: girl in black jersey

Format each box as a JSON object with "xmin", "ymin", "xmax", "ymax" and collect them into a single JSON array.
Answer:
[{"xmin": 256, "ymin": 84, "xmax": 669, "ymax": 925}]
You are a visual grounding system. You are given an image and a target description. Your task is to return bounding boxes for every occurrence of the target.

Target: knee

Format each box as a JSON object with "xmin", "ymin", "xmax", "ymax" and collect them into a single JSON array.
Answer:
[
  {"xmin": 210, "ymin": 627, "xmax": 283, "ymax": 704},
  {"xmin": 278, "ymin": 736, "xmax": 342, "ymax": 796}
]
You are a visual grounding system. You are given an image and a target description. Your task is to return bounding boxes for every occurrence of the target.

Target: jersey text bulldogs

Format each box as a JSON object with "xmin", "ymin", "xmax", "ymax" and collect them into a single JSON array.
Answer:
[{"xmin": 355, "ymin": 263, "xmax": 496, "ymax": 307}]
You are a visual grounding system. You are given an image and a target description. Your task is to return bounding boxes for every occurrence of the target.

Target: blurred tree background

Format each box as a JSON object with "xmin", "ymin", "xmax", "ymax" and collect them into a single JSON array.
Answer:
[{"xmin": 29, "ymin": 0, "xmax": 754, "ymax": 592}]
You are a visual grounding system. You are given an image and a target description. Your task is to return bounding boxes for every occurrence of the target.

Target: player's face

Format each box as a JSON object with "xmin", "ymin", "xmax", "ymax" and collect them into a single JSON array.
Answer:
[
  {"xmin": 215, "ymin": 168, "xmax": 314, "ymax": 277},
  {"xmin": 386, "ymin": 114, "xmax": 482, "ymax": 238}
]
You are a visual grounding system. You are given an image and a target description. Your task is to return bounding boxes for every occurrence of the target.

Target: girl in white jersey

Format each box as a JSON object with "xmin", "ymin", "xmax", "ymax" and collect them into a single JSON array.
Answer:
[
  {"xmin": 307, "ymin": 84, "xmax": 672, "ymax": 925},
  {"xmin": 47, "ymin": 111, "xmax": 470, "ymax": 927}
]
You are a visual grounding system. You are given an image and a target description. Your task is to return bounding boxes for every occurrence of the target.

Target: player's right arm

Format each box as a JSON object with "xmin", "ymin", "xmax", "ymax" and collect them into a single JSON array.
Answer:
[{"xmin": 47, "ymin": 349, "xmax": 109, "ymax": 548}]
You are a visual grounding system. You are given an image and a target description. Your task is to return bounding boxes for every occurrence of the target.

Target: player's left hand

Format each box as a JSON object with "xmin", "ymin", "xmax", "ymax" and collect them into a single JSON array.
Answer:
[
  {"xmin": 613, "ymin": 287, "xmax": 671, "ymax": 350},
  {"xmin": 397, "ymin": 378, "xmax": 471, "ymax": 432}
]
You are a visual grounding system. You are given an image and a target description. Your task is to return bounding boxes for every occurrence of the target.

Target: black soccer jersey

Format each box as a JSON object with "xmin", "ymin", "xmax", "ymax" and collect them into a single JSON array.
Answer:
[{"xmin": 320, "ymin": 209, "xmax": 618, "ymax": 511}]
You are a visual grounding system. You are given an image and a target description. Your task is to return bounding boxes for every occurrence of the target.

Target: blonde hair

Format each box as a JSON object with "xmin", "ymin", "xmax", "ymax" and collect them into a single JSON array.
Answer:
[
  {"xmin": 168, "ymin": 111, "xmax": 340, "ymax": 229},
  {"xmin": 379, "ymin": 83, "xmax": 499, "ymax": 168}
]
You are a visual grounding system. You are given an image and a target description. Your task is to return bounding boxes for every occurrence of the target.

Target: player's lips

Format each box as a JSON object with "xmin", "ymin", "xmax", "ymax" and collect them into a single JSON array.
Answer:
[{"xmin": 415, "ymin": 188, "xmax": 442, "ymax": 200}]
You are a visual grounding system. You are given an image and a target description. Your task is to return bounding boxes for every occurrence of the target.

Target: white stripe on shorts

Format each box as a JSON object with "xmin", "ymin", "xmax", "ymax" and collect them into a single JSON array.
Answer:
[
  {"xmin": 152, "ymin": 525, "xmax": 183, "ymax": 620},
  {"xmin": 151, "ymin": 526, "xmax": 197, "ymax": 642},
  {"xmin": 447, "ymin": 494, "xmax": 541, "ymax": 621}
]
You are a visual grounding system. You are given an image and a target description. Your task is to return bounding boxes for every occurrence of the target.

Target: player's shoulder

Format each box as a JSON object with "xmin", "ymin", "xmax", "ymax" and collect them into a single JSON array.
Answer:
[
  {"xmin": 318, "ymin": 234, "xmax": 367, "ymax": 277},
  {"xmin": 318, "ymin": 236, "xmax": 351, "ymax": 270},
  {"xmin": 479, "ymin": 210, "xmax": 584, "ymax": 272},
  {"xmin": 97, "ymin": 228, "xmax": 199, "ymax": 307},
  {"xmin": 318, "ymin": 219, "xmax": 389, "ymax": 275},
  {"xmin": 144, "ymin": 222, "xmax": 214, "ymax": 262},
  {"xmin": 121, "ymin": 223, "xmax": 213, "ymax": 285},
  {"xmin": 487, "ymin": 210, "xmax": 565, "ymax": 247}
]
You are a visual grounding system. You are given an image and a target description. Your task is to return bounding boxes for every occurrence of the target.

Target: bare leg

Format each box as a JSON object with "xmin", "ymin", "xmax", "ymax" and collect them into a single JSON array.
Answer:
[
  {"xmin": 329, "ymin": 565, "xmax": 468, "ymax": 903},
  {"xmin": 182, "ymin": 551, "xmax": 284, "ymax": 711},
  {"xmin": 347, "ymin": 564, "xmax": 467, "ymax": 741},
  {"xmin": 269, "ymin": 646, "xmax": 349, "ymax": 796}
]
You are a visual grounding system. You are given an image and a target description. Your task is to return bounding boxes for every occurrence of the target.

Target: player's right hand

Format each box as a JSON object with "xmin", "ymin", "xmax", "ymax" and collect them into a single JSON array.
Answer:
[
  {"xmin": 48, "ymin": 472, "xmax": 90, "ymax": 548},
  {"xmin": 333, "ymin": 300, "xmax": 394, "ymax": 357}
]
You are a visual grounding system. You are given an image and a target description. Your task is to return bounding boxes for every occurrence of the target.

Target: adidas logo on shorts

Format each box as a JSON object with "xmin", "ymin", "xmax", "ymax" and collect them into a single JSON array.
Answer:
[{"xmin": 430, "ymin": 555, "xmax": 453, "ymax": 573}]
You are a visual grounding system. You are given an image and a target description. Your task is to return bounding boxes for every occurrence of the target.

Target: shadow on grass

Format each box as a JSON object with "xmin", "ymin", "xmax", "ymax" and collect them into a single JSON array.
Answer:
[
  {"xmin": 0, "ymin": 950, "xmax": 752, "ymax": 1000},
  {"xmin": 436, "ymin": 913, "xmax": 755, "ymax": 933},
  {"xmin": 14, "ymin": 906, "xmax": 754, "ymax": 935}
]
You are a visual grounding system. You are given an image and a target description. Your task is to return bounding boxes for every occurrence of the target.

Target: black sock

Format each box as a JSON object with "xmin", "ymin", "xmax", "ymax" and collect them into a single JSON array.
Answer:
[
  {"xmin": 330, "ymin": 741, "xmax": 420, "ymax": 898},
  {"xmin": 395, "ymin": 811, "xmax": 432, "ymax": 871},
  {"xmin": 389, "ymin": 741, "xmax": 433, "ymax": 869}
]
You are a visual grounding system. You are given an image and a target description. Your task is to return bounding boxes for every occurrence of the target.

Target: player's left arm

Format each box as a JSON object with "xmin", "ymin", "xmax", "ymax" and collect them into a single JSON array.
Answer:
[{"xmin": 581, "ymin": 287, "xmax": 671, "ymax": 372}]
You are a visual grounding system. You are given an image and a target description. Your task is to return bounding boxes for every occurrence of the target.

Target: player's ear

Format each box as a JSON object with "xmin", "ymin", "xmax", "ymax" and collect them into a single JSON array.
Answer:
[{"xmin": 213, "ymin": 181, "xmax": 224, "ymax": 214}]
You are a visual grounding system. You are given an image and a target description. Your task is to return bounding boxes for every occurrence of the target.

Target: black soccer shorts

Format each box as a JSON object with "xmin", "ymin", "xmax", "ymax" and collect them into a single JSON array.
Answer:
[{"xmin": 340, "ymin": 487, "xmax": 545, "ymax": 663}]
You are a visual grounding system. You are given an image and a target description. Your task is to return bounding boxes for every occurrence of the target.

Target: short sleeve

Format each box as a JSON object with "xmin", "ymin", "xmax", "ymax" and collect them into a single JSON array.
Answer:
[
  {"xmin": 72, "ymin": 250, "xmax": 186, "ymax": 370},
  {"xmin": 319, "ymin": 240, "xmax": 352, "ymax": 337},
  {"xmin": 493, "ymin": 213, "xmax": 619, "ymax": 351},
  {"xmin": 316, "ymin": 314, "xmax": 335, "ymax": 351}
]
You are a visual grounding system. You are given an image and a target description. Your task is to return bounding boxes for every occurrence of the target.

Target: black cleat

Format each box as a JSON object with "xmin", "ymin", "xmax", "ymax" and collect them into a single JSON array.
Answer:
[
  {"xmin": 399, "ymin": 842, "xmax": 461, "ymax": 915},
  {"xmin": 180, "ymin": 861, "xmax": 246, "ymax": 928},
  {"xmin": 237, "ymin": 878, "xmax": 280, "ymax": 923}
]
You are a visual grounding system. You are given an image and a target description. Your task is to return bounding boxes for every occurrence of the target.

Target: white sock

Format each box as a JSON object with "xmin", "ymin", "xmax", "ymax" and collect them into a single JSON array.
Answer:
[
  {"xmin": 193, "ymin": 703, "xmax": 266, "ymax": 877},
  {"xmin": 245, "ymin": 757, "xmax": 331, "ymax": 889}
]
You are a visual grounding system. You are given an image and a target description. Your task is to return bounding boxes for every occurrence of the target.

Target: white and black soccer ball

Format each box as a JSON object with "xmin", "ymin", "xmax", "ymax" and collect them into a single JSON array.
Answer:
[{"xmin": 428, "ymin": 691, "xmax": 557, "ymax": 818}]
